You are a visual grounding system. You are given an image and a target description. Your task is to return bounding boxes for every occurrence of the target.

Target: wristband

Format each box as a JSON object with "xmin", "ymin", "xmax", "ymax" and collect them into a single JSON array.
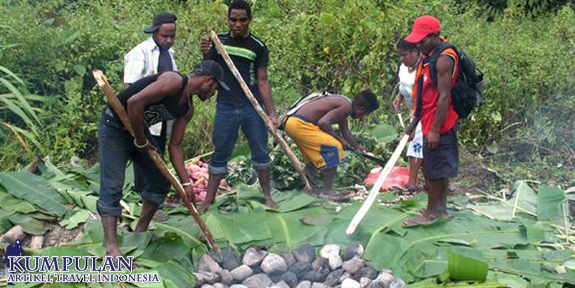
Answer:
[
  {"xmin": 133, "ymin": 139, "xmax": 149, "ymax": 149},
  {"xmin": 181, "ymin": 182, "xmax": 192, "ymax": 187}
]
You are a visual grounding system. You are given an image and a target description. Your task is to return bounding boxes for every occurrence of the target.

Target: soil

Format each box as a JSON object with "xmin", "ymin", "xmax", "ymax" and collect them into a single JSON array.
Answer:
[{"xmin": 450, "ymin": 148, "xmax": 504, "ymax": 196}]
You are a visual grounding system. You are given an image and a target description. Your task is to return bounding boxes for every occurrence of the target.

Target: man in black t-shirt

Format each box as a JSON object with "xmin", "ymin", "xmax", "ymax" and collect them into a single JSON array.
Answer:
[{"xmin": 199, "ymin": 0, "xmax": 278, "ymax": 212}]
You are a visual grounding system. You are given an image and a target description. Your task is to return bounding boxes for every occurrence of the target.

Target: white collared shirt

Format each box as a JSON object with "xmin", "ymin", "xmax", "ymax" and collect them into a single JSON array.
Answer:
[{"xmin": 123, "ymin": 37, "xmax": 177, "ymax": 84}]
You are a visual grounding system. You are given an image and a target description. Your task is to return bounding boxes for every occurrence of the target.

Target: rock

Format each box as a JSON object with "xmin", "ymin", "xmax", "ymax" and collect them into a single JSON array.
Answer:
[
  {"xmin": 320, "ymin": 244, "xmax": 340, "ymax": 258},
  {"xmin": 261, "ymin": 253, "xmax": 288, "ymax": 274},
  {"xmin": 194, "ymin": 271, "xmax": 219, "ymax": 285},
  {"xmin": 231, "ymin": 265, "xmax": 253, "ymax": 282},
  {"xmin": 360, "ymin": 277, "xmax": 371, "ymax": 287},
  {"xmin": 373, "ymin": 271, "xmax": 394, "ymax": 288},
  {"xmin": 342, "ymin": 257, "xmax": 364, "ymax": 275},
  {"xmin": 242, "ymin": 247, "xmax": 268, "ymax": 267},
  {"xmin": 282, "ymin": 251, "xmax": 297, "ymax": 267},
  {"xmin": 389, "ymin": 279, "xmax": 405, "ymax": 288},
  {"xmin": 289, "ymin": 261, "xmax": 311, "ymax": 279},
  {"xmin": 324, "ymin": 269, "xmax": 344, "ymax": 287},
  {"xmin": 339, "ymin": 272, "xmax": 352, "ymax": 283},
  {"xmin": 222, "ymin": 250, "xmax": 242, "ymax": 271},
  {"xmin": 200, "ymin": 284, "xmax": 214, "ymax": 288},
  {"xmin": 342, "ymin": 244, "xmax": 364, "ymax": 261},
  {"xmin": 341, "ymin": 278, "xmax": 361, "ymax": 288},
  {"xmin": 280, "ymin": 271, "xmax": 298, "ymax": 288},
  {"xmin": 242, "ymin": 273, "xmax": 272, "ymax": 288},
  {"xmin": 294, "ymin": 243, "xmax": 315, "ymax": 263},
  {"xmin": 311, "ymin": 282, "xmax": 327, "ymax": 288},
  {"xmin": 368, "ymin": 281, "xmax": 386, "ymax": 288},
  {"xmin": 328, "ymin": 254, "xmax": 343, "ymax": 270},
  {"xmin": 199, "ymin": 254, "xmax": 223, "ymax": 274},
  {"xmin": 295, "ymin": 280, "xmax": 312, "ymax": 288},
  {"xmin": 311, "ymin": 257, "xmax": 330, "ymax": 276},
  {"xmin": 353, "ymin": 266, "xmax": 377, "ymax": 280},
  {"xmin": 229, "ymin": 285, "xmax": 248, "ymax": 288},
  {"xmin": 213, "ymin": 284, "xmax": 226, "ymax": 288},
  {"xmin": 271, "ymin": 281, "xmax": 292, "ymax": 288},
  {"xmin": 302, "ymin": 271, "xmax": 326, "ymax": 282},
  {"xmin": 218, "ymin": 269, "xmax": 234, "ymax": 285}
]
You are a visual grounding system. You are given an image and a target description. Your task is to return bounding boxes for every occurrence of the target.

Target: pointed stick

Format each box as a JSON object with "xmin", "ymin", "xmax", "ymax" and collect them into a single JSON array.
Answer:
[
  {"xmin": 92, "ymin": 70, "xmax": 220, "ymax": 254},
  {"xmin": 209, "ymin": 30, "xmax": 313, "ymax": 194}
]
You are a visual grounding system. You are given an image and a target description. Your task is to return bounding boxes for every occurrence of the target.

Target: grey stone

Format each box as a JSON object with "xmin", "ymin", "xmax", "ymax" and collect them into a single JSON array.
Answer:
[
  {"xmin": 342, "ymin": 257, "xmax": 364, "ymax": 275},
  {"xmin": 328, "ymin": 254, "xmax": 343, "ymax": 270},
  {"xmin": 368, "ymin": 281, "xmax": 386, "ymax": 288},
  {"xmin": 373, "ymin": 272, "xmax": 394, "ymax": 288},
  {"xmin": 342, "ymin": 244, "xmax": 364, "ymax": 261},
  {"xmin": 389, "ymin": 279, "xmax": 405, "ymax": 288},
  {"xmin": 242, "ymin": 247, "xmax": 268, "ymax": 267},
  {"xmin": 280, "ymin": 271, "xmax": 298, "ymax": 288},
  {"xmin": 339, "ymin": 272, "xmax": 352, "ymax": 283},
  {"xmin": 229, "ymin": 285, "xmax": 248, "ymax": 288},
  {"xmin": 289, "ymin": 261, "xmax": 311, "ymax": 279},
  {"xmin": 294, "ymin": 243, "xmax": 316, "ymax": 263},
  {"xmin": 341, "ymin": 278, "xmax": 361, "ymax": 288},
  {"xmin": 353, "ymin": 266, "xmax": 377, "ymax": 280},
  {"xmin": 282, "ymin": 251, "xmax": 297, "ymax": 267},
  {"xmin": 311, "ymin": 257, "xmax": 330, "ymax": 276},
  {"xmin": 360, "ymin": 277, "xmax": 371, "ymax": 287},
  {"xmin": 261, "ymin": 253, "xmax": 288, "ymax": 275},
  {"xmin": 295, "ymin": 280, "xmax": 312, "ymax": 288},
  {"xmin": 218, "ymin": 269, "xmax": 234, "ymax": 285},
  {"xmin": 311, "ymin": 282, "xmax": 327, "ymax": 288},
  {"xmin": 222, "ymin": 250, "xmax": 242, "ymax": 271},
  {"xmin": 324, "ymin": 269, "xmax": 344, "ymax": 287},
  {"xmin": 319, "ymin": 244, "xmax": 340, "ymax": 259},
  {"xmin": 231, "ymin": 265, "xmax": 253, "ymax": 282},
  {"xmin": 195, "ymin": 271, "xmax": 219, "ymax": 286},
  {"xmin": 271, "ymin": 281, "xmax": 292, "ymax": 288},
  {"xmin": 201, "ymin": 285, "xmax": 214, "ymax": 288},
  {"xmin": 242, "ymin": 273, "xmax": 272, "ymax": 288},
  {"xmin": 302, "ymin": 271, "xmax": 326, "ymax": 283},
  {"xmin": 199, "ymin": 254, "xmax": 223, "ymax": 274},
  {"xmin": 213, "ymin": 284, "xmax": 227, "ymax": 288}
]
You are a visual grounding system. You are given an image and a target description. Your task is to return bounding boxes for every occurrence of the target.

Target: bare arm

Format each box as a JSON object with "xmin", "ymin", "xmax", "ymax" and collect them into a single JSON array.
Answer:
[
  {"xmin": 339, "ymin": 119, "xmax": 360, "ymax": 150},
  {"xmin": 126, "ymin": 72, "xmax": 183, "ymax": 146},
  {"xmin": 427, "ymin": 54, "xmax": 455, "ymax": 148},
  {"xmin": 168, "ymin": 108, "xmax": 195, "ymax": 201},
  {"xmin": 257, "ymin": 66, "xmax": 277, "ymax": 127},
  {"xmin": 317, "ymin": 103, "xmax": 352, "ymax": 147}
]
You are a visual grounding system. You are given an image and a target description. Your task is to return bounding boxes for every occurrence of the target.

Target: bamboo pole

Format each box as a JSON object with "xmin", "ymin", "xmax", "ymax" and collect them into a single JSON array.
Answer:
[
  {"xmin": 92, "ymin": 70, "xmax": 219, "ymax": 254},
  {"xmin": 347, "ymin": 134, "xmax": 410, "ymax": 235},
  {"xmin": 209, "ymin": 31, "xmax": 313, "ymax": 194}
]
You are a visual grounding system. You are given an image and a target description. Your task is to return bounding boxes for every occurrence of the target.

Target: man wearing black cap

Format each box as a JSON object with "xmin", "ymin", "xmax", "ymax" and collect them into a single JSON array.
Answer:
[
  {"xmin": 98, "ymin": 60, "xmax": 229, "ymax": 260},
  {"xmin": 124, "ymin": 12, "xmax": 177, "ymax": 196}
]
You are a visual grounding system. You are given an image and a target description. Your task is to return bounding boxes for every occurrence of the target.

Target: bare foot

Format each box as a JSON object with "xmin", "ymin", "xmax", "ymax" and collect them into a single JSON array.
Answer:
[
  {"xmin": 403, "ymin": 209, "xmax": 439, "ymax": 227},
  {"xmin": 265, "ymin": 198, "xmax": 279, "ymax": 209}
]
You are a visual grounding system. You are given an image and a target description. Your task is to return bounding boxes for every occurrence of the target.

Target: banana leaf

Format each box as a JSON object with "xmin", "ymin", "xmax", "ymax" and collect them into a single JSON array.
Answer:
[
  {"xmin": 537, "ymin": 185, "xmax": 565, "ymax": 221},
  {"xmin": 59, "ymin": 209, "xmax": 91, "ymax": 229},
  {"xmin": 155, "ymin": 260, "xmax": 195, "ymax": 288},
  {"xmin": 0, "ymin": 187, "xmax": 36, "ymax": 213},
  {"xmin": 448, "ymin": 249, "xmax": 489, "ymax": 282},
  {"xmin": 0, "ymin": 171, "xmax": 68, "ymax": 218},
  {"xmin": 266, "ymin": 207, "xmax": 331, "ymax": 251},
  {"xmin": 7, "ymin": 212, "xmax": 48, "ymax": 235}
]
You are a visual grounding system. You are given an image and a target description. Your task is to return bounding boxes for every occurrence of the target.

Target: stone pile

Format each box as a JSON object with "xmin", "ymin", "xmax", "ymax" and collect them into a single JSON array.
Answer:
[{"xmin": 194, "ymin": 243, "xmax": 405, "ymax": 288}]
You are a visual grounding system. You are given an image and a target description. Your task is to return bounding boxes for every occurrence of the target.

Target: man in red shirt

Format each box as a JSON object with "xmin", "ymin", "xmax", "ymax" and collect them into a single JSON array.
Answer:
[{"xmin": 403, "ymin": 15, "xmax": 459, "ymax": 226}]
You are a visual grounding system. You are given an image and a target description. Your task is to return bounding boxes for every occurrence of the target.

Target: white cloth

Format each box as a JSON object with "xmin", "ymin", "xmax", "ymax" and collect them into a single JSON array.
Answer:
[
  {"xmin": 406, "ymin": 121, "xmax": 423, "ymax": 159},
  {"xmin": 124, "ymin": 37, "xmax": 177, "ymax": 136},
  {"xmin": 398, "ymin": 63, "xmax": 416, "ymax": 111}
]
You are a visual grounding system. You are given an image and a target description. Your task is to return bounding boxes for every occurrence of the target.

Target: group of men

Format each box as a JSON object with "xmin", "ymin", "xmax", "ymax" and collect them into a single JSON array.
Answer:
[{"xmin": 97, "ymin": 0, "xmax": 460, "ymax": 258}]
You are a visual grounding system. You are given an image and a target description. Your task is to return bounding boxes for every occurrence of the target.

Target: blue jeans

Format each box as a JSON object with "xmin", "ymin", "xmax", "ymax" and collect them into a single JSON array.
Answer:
[
  {"xmin": 209, "ymin": 102, "xmax": 271, "ymax": 174},
  {"xmin": 97, "ymin": 111, "xmax": 170, "ymax": 217}
]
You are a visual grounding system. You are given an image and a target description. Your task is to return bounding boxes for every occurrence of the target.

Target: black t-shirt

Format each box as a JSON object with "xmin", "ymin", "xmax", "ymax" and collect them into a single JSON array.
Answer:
[
  {"xmin": 116, "ymin": 72, "xmax": 189, "ymax": 127},
  {"xmin": 206, "ymin": 32, "xmax": 269, "ymax": 105}
]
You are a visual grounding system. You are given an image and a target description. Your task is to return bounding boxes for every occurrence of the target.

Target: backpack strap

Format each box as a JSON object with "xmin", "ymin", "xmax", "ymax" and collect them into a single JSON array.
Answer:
[{"xmin": 428, "ymin": 42, "xmax": 458, "ymax": 87}]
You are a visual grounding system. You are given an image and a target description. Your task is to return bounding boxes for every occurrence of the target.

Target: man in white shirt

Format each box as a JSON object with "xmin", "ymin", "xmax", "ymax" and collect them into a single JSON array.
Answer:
[{"xmin": 124, "ymin": 12, "xmax": 177, "ymax": 196}]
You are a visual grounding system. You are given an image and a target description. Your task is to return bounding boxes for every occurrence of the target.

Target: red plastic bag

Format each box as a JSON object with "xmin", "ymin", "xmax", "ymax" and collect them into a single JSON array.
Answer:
[{"xmin": 363, "ymin": 166, "xmax": 415, "ymax": 192}]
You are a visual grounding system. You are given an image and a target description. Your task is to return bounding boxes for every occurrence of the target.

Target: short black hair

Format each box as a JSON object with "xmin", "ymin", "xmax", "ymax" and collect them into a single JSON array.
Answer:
[
  {"xmin": 397, "ymin": 36, "xmax": 418, "ymax": 52},
  {"xmin": 228, "ymin": 0, "xmax": 252, "ymax": 19},
  {"xmin": 353, "ymin": 89, "xmax": 379, "ymax": 112}
]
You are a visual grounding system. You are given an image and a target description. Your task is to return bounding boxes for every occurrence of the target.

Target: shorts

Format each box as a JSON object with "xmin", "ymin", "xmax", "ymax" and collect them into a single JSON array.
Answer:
[
  {"xmin": 284, "ymin": 114, "xmax": 344, "ymax": 169},
  {"xmin": 423, "ymin": 128, "xmax": 459, "ymax": 180},
  {"xmin": 406, "ymin": 121, "xmax": 423, "ymax": 159}
]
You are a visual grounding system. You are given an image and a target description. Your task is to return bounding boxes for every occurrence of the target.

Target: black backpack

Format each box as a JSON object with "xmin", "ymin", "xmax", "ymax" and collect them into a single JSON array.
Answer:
[{"xmin": 415, "ymin": 42, "xmax": 485, "ymax": 119}]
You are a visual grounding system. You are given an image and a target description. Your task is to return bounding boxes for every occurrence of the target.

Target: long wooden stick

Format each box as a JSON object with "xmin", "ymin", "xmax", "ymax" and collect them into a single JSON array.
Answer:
[
  {"xmin": 210, "ymin": 31, "xmax": 313, "ymax": 194},
  {"xmin": 92, "ymin": 70, "xmax": 219, "ymax": 254},
  {"xmin": 346, "ymin": 134, "xmax": 410, "ymax": 235}
]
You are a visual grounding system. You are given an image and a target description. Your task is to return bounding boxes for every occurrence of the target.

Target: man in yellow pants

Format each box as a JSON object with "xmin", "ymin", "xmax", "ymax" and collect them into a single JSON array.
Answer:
[{"xmin": 283, "ymin": 90, "xmax": 379, "ymax": 200}]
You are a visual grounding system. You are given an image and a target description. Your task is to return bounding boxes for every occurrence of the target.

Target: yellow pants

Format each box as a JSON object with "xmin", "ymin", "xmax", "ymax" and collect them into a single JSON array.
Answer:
[{"xmin": 284, "ymin": 115, "xmax": 344, "ymax": 169}]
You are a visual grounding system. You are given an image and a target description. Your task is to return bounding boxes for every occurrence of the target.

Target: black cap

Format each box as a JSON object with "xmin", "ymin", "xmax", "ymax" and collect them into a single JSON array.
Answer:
[
  {"xmin": 194, "ymin": 60, "xmax": 230, "ymax": 91},
  {"xmin": 143, "ymin": 12, "xmax": 177, "ymax": 34}
]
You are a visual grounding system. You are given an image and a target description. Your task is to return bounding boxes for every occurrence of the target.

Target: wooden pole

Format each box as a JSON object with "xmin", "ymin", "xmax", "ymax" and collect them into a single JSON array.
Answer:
[
  {"xmin": 209, "ymin": 31, "xmax": 313, "ymax": 194},
  {"xmin": 346, "ymin": 134, "xmax": 410, "ymax": 235},
  {"xmin": 92, "ymin": 70, "xmax": 220, "ymax": 254}
]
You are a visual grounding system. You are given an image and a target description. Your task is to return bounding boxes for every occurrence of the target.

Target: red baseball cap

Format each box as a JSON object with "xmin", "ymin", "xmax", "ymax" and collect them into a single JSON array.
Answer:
[{"xmin": 405, "ymin": 15, "xmax": 441, "ymax": 43}]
